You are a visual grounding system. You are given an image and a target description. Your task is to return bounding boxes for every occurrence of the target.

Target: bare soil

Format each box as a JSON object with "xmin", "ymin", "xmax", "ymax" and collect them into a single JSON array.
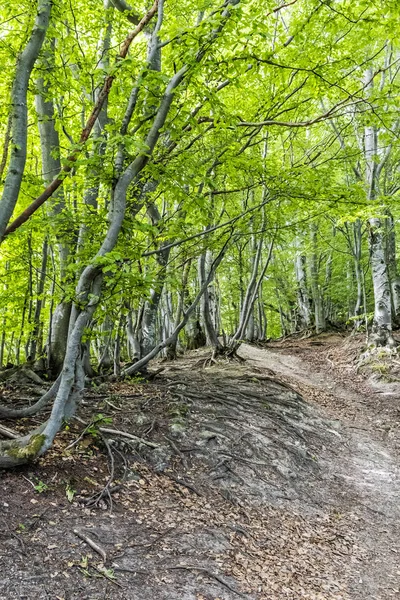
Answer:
[{"xmin": 0, "ymin": 334, "xmax": 399, "ymax": 599}]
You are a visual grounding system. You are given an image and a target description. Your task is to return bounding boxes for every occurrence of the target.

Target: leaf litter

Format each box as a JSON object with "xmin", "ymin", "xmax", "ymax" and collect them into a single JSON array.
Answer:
[{"xmin": 0, "ymin": 336, "xmax": 399, "ymax": 599}]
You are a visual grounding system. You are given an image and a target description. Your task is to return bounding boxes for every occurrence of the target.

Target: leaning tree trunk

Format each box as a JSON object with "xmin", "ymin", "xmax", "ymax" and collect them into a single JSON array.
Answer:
[
  {"xmin": 231, "ymin": 225, "xmax": 263, "ymax": 343},
  {"xmin": 0, "ymin": 0, "xmax": 51, "ymax": 238},
  {"xmin": 0, "ymin": 0, "xmax": 243, "ymax": 467},
  {"xmin": 123, "ymin": 241, "xmax": 229, "ymax": 376},
  {"xmin": 231, "ymin": 230, "xmax": 273, "ymax": 347}
]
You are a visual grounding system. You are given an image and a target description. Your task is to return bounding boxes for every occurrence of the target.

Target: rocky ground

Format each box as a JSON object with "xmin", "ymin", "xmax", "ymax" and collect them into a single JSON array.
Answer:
[{"xmin": 0, "ymin": 333, "xmax": 399, "ymax": 599}]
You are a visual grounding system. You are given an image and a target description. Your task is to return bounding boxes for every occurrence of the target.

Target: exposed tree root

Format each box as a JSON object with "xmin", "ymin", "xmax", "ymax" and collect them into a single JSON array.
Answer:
[
  {"xmin": 203, "ymin": 344, "xmax": 245, "ymax": 367},
  {"xmin": 0, "ymin": 375, "xmax": 60, "ymax": 418}
]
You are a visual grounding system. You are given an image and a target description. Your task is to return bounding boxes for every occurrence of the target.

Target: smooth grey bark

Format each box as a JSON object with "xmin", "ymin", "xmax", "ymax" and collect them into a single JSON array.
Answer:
[
  {"xmin": 231, "ymin": 225, "xmax": 263, "ymax": 343},
  {"xmin": 0, "ymin": 0, "xmax": 51, "ymax": 239},
  {"xmin": 198, "ymin": 250, "xmax": 223, "ymax": 351},
  {"xmin": 257, "ymin": 290, "xmax": 267, "ymax": 340},
  {"xmin": 140, "ymin": 200, "xmax": 171, "ymax": 358},
  {"xmin": 294, "ymin": 237, "xmax": 311, "ymax": 329},
  {"xmin": 184, "ymin": 278, "xmax": 206, "ymax": 351},
  {"xmin": 0, "ymin": 114, "xmax": 12, "ymax": 181},
  {"xmin": 231, "ymin": 239, "xmax": 274, "ymax": 345},
  {"xmin": 35, "ymin": 41, "xmax": 72, "ymax": 374},
  {"xmin": 369, "ymin": 219, "xmax": 394, "ymax": 345},
  {"xmin": 0, "ymin": 324, "xmax": 5, "ymax": 368},
  {"xmin": 168, "ymin": 259, "xmax": 191, "ymax": 358},
  {"xmin": 126, "ymin": 309, "xmax": 142, "ymax": 360},
  {"xmin": 113, "ymin": 314, "xmax": 124, "ymax": 376},
  {"xmin": 98, "ymin": 316, "xmax": 114, "ymax": 371},
  {"xmin": 309, "ymin": 223, "xmax": 326, "ymax": 333},
  {"xmin": 231, "ymin": 207, "xmax": 273, "ymax": 345},
  {"xmin": 349, "ymin": 220, "xmax": 364, "ymax": 322},
  {"xmin": 385, "ymin": 211, "xmax": 400, "ymax": 325},
  {"xmin": 30, "ymin": 238, "xmax": 48, "ymax": 362},
  {"xmin": 363, "ymin": 68, "xmax": 394, "ymax": 346},
  {"xmin": 0, "ymin": 376, "xmax": 61, "ymax": 419}
]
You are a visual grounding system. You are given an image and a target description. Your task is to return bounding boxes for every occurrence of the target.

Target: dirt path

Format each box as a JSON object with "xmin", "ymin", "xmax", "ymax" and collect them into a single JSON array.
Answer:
[
  {"xmin": 1, "ymin": 338, "xmax": 399, "ymax": 599},
  {"xmin": 239, "ymin": 342, "xmax": 400, "ymax": 599}
]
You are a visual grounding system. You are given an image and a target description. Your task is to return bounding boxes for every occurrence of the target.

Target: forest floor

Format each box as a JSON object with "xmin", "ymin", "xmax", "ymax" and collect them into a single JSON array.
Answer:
[{"xmin": 0, "ymin": 333, "xmax": 399, "ymax": 599}]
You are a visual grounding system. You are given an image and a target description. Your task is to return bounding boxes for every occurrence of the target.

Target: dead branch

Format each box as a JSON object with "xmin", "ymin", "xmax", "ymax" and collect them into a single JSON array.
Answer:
[
  {"xmin": 84, "ymin": 433, "xmax": 117, "ymax": 510},
  {"xmin": 73, "ymin": 529, "xmax": 107, "ymax": 563},
  {"xmin": 99, "ymin": 427, "xmax": 159, "ymax": 448},
  {"xmin": 166, "ymin": 474, "xmax": 202, "ymax": 497},
  {"xmin": 166, "ymin": 564, "xmax": 248, "ymax": 597},
  {"xmin": 0, "ymin": 423, "xmax": 19, "ymax": 439}
]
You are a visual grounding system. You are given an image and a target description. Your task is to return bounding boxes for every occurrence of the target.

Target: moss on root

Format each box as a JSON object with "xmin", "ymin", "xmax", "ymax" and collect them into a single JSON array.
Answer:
[{"xmin": 6, "ymin": 434, "xmax": 46, "ymax": 460}]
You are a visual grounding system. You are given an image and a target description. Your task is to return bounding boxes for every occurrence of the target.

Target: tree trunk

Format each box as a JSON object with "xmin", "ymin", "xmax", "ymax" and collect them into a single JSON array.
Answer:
[
  {"xmin": 369, "ymin": 218, "xmax": 395, "ymax": 345},
  {"xmin": 30, "ymin": 238, "xmax": 48, "ymax": 362},
  {"xmin": 198, "ymin": 251, "xmax": 223, "ymax": 351},
  {"xmin": 0, "ymin": 0, "xmax": 52, "ymax": 238},
  {"xmin": 35, "ymin": 42, "xmax": 71, "ymax": 375},
  {"xmin": 364, "ymin": 68, "xmax": 394, "ymax": 345},
  {"xmin": 294, "ymin": 237, "xmax": 311, "ymax": 329},
  {"xmin": 309, "ymin": 224, "xmax": 326, "ymax": 333}
]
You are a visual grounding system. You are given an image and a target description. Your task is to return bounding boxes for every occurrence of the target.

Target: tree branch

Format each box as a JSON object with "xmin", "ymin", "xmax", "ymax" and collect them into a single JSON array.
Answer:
[{"xmin": 1, "ymin": 1, "xmax": 159, "ymax": 241}]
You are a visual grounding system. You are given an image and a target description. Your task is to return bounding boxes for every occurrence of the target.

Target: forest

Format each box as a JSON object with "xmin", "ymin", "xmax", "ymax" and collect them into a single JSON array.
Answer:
[{"xmin": 0, "ymin": 1, "xmax": 399, "ymax": 598}]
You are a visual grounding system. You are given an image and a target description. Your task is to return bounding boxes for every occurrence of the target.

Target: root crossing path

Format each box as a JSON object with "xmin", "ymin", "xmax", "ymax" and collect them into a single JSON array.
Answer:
[{"xmin": 239, "ymin": 339, "xmax": 400, "ymax": 600}]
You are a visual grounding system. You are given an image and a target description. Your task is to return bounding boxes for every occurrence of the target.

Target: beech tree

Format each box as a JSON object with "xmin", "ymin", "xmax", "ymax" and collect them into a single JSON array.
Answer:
[{"xmin": 0, "ymin": 0, "xmax": 399, "ymax": 466}]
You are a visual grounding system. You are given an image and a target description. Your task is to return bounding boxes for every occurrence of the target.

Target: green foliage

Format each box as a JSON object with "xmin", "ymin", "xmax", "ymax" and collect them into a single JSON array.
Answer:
[
  {"xmin": 0, "ymin": 0, "xmax": 399, "ymax": 372},
  {"xmin": 86, "ymin": 413, "xmax": 113, "ymax": 437},
  {"xmin": 33, "ymin": 479, "xmax": 49, "ymax": 493}
]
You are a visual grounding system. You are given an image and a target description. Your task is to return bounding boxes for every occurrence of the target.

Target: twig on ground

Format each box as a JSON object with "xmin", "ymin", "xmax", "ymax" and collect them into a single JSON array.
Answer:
[
  {"xmin": 166, "ymin": 474, "xmax": 203, "ymax": 496},
  {"xmin": 84, "ymin": 434, "xmax": 117, "ymax": 510},
  {"xmin": 164, "ymin": 435, "xmax": 188, "ymax": 469},
  {"xmin": 112, "ymin": 566, "xmax": 149, "ymax": 576},
  {"xmin": 0, "ymin": 423, "xmax": 19, "ymax": 439},
  {"xmin": 99, "ymin": 427, "xmax": 159, "ymax": 448},
  {"xmin": 0, "ymin": 519, "xmax": 26, "ymax": 554},
  {"xmin": 94, "ymin": 565, "xmax": 123, "ymax": 588},
  {"xmin": 166, "ymin": 564, "xmax": 247, "ymax": 597},
  {"xmin": 129, "ymin": 526, "xmax": 176, "ymax": 549},
  {"xmin": 104, "ymin": 399, "xmax": 122, "ymax": 411},
  {"xmin": 73, "ymin": 529, "xmax": 107, "ymax": 563}
]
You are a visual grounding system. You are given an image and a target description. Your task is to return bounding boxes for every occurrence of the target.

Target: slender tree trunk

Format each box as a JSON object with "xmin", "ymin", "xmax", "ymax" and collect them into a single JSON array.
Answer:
[
  {"xmin": 369, "ymin": 218, "xmax": 394, "ymax": 345},
  {"xmin": 0, "ymin": 322, "xmax": 5, "ymax": 367},
  {"xmin": 124, "ymin": 242, "xmax": 229, "ymax": 375},
  {"xmin": 364, "ymin": 68, "xmax": 394, "ymax": 346},
  {"xmin": 35, "ymin": 42, "xmax": 72, "ymax": 375},
  {"xmin": 0, "ymin": 0, "xmax": 51, "ymax": 238},
  {"xmin": 294, "ymin": 237, "xmax": 311, "ymax": 329},
  {"xmin": 30, "ymin": 238, "xmax": 48, "ymax": 363},
  {"xmin": 198, "ymin": 251, "xmax": 223, "ymax": 351},
  {"xmin": 168, "ymin": 260, "xmax": 191, "ymax": 358},
  {"xmin": 309, "ymin": 224, "xmax": 326, "ymax": 333},
  {"xmin": 385, "ymin": 210, "xmax": 400, "ymax": 326}
]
